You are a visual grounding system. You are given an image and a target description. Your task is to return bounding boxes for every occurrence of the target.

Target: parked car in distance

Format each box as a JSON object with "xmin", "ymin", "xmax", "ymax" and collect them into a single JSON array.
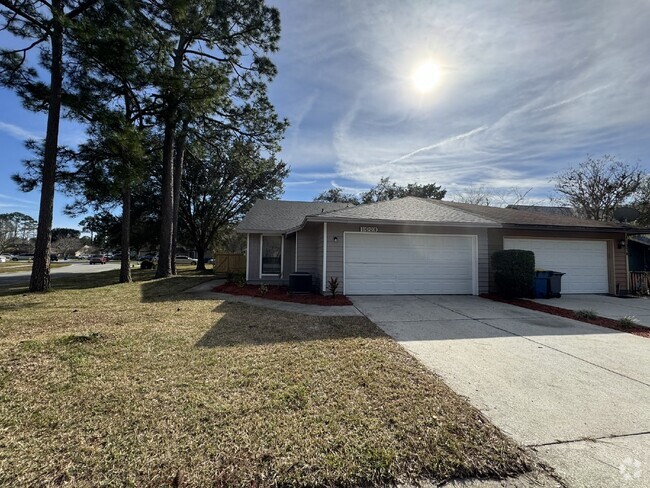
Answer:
[
  {"xmin": 12, "ymin": 253, "xmax": 34, "ymax": 261},
  {"xmin": 175, "ymin": 255, "xmax": 198, "ymax": 265},
  {"xmin": 51, "ymin": 254, "xmax": 58, "ymax": 262},
  {"xmin": 0, "ymin": 255, "xmax": 8, "ymax": 263},
  {"xmin": 89, "ymin": 254, "xmax": 108, "ymax": 264}
]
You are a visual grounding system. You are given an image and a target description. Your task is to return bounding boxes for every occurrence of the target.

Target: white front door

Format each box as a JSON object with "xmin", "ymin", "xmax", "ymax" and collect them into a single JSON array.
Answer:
[
  {"xmin": 344, "ymin": 233, "xmax": 477, "ymax": 295},
  {"xmin": 503, "ymin": 238, "xmax": 609, "ymax": 294}
]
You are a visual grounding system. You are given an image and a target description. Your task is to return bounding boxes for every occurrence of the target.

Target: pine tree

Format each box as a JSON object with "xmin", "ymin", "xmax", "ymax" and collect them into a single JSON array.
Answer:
[{"xmin": 1, "ymin": 0, "xmax": 100, "ymax": 291}]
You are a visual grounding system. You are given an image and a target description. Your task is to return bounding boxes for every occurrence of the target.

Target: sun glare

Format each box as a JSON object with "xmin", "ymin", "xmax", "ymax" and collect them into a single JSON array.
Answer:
[{"xmin": 412, "ymin": 61, "xmax": 440, "ymax": 93}]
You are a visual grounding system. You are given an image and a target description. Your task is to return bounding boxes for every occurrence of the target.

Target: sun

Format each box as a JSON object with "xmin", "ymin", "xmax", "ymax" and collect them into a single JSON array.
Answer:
[{"xmin": 411, "ymin": 61, "xmax": 440, "ymax": 93}]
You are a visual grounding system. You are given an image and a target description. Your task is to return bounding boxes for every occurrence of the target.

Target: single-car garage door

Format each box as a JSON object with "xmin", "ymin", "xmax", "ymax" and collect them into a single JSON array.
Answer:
[
  {"xmin": 503, "ymin": 238, "xmax": 609, "ymax": 294},
  {"xmin": 344, "ymin": 233, "xmax": 477, "ymax": 295}
]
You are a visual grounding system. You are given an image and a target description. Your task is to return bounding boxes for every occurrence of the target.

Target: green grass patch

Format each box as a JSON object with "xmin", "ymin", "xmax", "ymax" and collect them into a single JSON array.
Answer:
[
  {"xmin": 574, "ymin": 309, "xmax": 598, "ymax": 320},
  {"xmin": 0, "ymin": 262, "xmax": 72, "ymax": 274},
  {"xmin": 0, "ymin": 271, "xmax": 534, "ymax": 486}
]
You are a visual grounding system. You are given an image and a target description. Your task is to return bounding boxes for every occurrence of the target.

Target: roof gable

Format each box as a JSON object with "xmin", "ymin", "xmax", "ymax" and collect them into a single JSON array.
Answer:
[{"xmin": 236, "ymin": 200, "xmax": 350, "ymax": 233}]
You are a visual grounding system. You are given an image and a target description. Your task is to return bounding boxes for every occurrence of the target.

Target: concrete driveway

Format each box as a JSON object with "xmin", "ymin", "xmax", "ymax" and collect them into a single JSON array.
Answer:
[
  {"xmin": 532, "ymin": 294, "xmax": 650, "ymax": 328},
  {"xmin": 352, "ymin": 295, "xmax": 650, "ymax": 487}
]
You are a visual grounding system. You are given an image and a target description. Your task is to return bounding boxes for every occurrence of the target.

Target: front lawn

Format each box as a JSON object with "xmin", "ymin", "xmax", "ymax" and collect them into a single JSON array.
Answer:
[
  {"xmin": 0, "ymin": 271, "xmax": 534, "ymax": 486},
  {"xmin": 0, "ymin": 262, "xmax": 72, "ymax": 274}
]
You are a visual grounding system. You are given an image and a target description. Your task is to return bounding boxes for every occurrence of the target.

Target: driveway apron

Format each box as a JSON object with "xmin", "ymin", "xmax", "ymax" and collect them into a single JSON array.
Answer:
[{"xmin": 352, "ymin": 295, "xmax": 650, "ymax": 488}]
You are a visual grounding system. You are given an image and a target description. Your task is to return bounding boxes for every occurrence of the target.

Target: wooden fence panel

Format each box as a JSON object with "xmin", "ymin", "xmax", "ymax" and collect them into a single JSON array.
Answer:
[
  {"xmin": 213, "ymin": 253, "xmax": 246, "ymax": 277},
  {"xmin": 630, "ymin": 271, "xmax": 650, "ymax": 295}
]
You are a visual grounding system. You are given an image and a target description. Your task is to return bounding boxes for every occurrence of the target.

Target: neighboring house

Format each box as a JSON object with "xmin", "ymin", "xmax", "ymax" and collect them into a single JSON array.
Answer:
[
  {"xmin": 628, "ymin": 235, "xmax": 650, "ymax": 272},
  {"xmin": 237, "ymin": 197, "xmax": 646, "ymax": 296}
]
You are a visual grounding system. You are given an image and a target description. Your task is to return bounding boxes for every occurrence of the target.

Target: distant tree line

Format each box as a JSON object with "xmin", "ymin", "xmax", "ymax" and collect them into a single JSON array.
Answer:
[
  {"xmin": 315, "ymin": 155, "xmax": 649, "ymax": 224},
  {"xmin": 315, "ymin": 177, "xmax": 446, "ymax": 204}
]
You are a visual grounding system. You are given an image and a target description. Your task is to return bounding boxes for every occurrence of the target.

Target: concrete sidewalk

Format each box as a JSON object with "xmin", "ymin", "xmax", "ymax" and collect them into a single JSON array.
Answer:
[
  {"xmin": 184, "ymin": 280, "xmax": 362, "ymax": 316},
  {"xmin": 531, "ymin": 294, "xmax": 650, "ymax": 328},
  {"xmin": 354, "ymin": 295, "xmax": 650, "ymax": 488}
]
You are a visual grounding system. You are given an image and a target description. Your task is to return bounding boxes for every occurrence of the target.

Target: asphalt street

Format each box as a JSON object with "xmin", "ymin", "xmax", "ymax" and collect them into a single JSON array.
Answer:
[{"xmin": 0, "ymin": 261, "xmax": 121, "ymax": 287}]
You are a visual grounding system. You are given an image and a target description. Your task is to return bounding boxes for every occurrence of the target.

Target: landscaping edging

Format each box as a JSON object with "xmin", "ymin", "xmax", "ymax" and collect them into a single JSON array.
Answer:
[
  {"xmin": 481, "ymin": 294, "xmax": 650, "ymax": 339},
  {"xmin": 213, "ymin": 283, "xmax": 353, "ymax": 306}
]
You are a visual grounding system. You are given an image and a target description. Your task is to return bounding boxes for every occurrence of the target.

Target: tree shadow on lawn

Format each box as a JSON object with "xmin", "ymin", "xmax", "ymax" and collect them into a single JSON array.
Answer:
[
  {"xmin": 196, "ymin": 300, "xmax": 383, "ymax": 348},
  {"xmin": 138, "ymin": 272, "xmax": 218, "ymax": 303}
]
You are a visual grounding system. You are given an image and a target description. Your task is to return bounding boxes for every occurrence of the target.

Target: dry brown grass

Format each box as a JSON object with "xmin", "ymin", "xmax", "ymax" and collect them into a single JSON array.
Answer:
[
  {"xmin": 0, "ymin": 270, "xmax": 534, "ymax": 486},
  {"xmin": 0, "ymin": 262, "xmax": 71, "ymax": 274}
]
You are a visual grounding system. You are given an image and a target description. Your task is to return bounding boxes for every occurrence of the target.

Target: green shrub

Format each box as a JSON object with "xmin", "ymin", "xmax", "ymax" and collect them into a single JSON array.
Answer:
[
  {"xmin": 235, "ymin": 274, "xmax": 246, "ymax": 288},
  {"xmin": 327, "ymin": 276, "xmax": 339, "ymax": 298},
  {"xmin": 492, "ymin": 249, "xmax": 535, "ymax": 298},
  {"xmin": 619, "ymin": 316, "xmax": 639, "ymax": 328},
  {"xmin": 574, "ymin": 309, "xmax": 598, "ymax": 320},
  {"xmin": 258, "ymin": 283, "xmax": 268, "ymax": 296}
]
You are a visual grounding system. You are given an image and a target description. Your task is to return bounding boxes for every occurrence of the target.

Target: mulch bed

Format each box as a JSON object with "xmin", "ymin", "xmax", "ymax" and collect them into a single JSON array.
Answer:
[
  {"xmin": 481, "ymin": 294, "xmax": 650, "ymax": 339},
  {"xmin": 213, "ymin": 283, "xmax": 353, "ymax": 306}
]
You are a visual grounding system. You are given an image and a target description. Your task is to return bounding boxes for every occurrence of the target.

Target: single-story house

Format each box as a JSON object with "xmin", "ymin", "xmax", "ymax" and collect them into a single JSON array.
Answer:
[{"xmin": 236, "ymin": 197, "xmax": 647, "ymax": 296}]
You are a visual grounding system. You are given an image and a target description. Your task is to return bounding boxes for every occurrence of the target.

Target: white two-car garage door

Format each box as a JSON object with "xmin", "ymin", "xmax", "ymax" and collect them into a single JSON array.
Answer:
[
  {"xmin": 344, "ymin": 233, "xmax": 477, "ymax": 295},
  {"xmin": 503, "ymin": 238, "xmax": 609, "ymax": 294}
]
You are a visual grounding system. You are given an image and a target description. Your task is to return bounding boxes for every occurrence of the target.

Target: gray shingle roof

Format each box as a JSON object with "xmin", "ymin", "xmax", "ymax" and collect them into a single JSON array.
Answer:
[
  {"xmin": 236, "ymin": 200, "xmax": 350, "ymax": 233},
  {"xmin": 312, "ymin": 197, "xmax": 497, "ymax": 225},
  {"xmin": 237, "ymin": 197, "xmax": 640, "ymax": 234},
  {"xmin": 506, "ymin": 205, "xmax": 577, "ymax": 217},
  {"xmin": 440, "ymin": 201, "xmax": 625, "ymax": 229}
]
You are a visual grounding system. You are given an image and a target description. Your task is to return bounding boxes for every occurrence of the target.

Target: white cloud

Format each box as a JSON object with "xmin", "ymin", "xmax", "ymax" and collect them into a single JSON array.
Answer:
[
  {"xmin": 284, "ymin": 180, "xmax": 317, "ymax": 186},
  {"xmin": 0, "ymin": 121, "xmax": 39, "ymax": 141},
  {"xmin": 0, "ymin": 193, "xmax": 37, "ymax": 206},
  {"xmin": 273, "ymin": 0, "xmax": 650, "ymax": 196}
]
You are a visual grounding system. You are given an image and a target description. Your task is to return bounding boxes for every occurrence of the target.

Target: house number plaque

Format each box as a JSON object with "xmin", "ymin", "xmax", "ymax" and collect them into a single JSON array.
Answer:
[{"xmin": 360, "ymin": 226, "xmax": 379, "ymax": 232}]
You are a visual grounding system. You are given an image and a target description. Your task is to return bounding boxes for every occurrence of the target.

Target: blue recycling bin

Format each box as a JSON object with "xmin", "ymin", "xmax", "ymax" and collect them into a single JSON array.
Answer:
[
  {"xmin": 534, "ymin": 271, "xmax": 565, "ymax": 298},
  {"xmin": 533, "ymin": 276, "xmax": 549, "ymax": 298}
]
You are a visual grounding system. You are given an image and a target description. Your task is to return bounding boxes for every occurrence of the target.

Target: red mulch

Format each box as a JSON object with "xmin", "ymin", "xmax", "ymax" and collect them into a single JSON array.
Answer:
[
  {"xmin": 481, "ymin": 294, "xmax": 650, "ymax": 339},
  {"xmin": 213, "ymin": 283, "xmax": 353, "ymax": 306}
]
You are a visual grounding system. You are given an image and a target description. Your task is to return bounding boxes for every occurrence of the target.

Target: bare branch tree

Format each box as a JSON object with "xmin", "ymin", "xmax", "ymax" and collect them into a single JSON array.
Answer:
[{"xmin": 552, "ymin": 155, "xmax": 644, "ymax": 221}]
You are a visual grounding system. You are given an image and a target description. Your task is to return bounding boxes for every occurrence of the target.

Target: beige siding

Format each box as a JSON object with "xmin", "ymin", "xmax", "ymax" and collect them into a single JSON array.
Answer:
[
  {"xmin": 325, "ymin": 223, "xmax": 489, "ymax": 294},
  {"xmin": 491, "ymin": 228, "xmax": 626, "ymax": 294},
  {"xmin": 614, "ymin": 244, "xmax": 628, "ymax": 293}
]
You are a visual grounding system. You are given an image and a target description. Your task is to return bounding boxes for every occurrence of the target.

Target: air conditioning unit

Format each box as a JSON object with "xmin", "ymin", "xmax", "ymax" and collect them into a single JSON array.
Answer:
[{"xmin": 289, "ymin": 272, "xmax": 312, "ymax": 294}]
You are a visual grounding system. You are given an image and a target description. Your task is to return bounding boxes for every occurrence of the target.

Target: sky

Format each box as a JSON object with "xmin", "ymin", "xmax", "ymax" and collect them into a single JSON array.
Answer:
[{"xmin": 1, "ymin": 0, "xmax": 649, "ymax": 229}]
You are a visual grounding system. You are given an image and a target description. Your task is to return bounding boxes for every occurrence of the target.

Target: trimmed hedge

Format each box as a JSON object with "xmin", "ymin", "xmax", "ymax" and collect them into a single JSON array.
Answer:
[{"xmin": 492, "ymin": 249, "xmax": 535, "ymax": 298}]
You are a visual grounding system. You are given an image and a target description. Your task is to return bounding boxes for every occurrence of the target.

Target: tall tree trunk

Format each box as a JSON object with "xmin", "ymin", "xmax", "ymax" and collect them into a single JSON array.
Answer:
[
  {"xmin": 155, "ymin": 120, "xmax": 175, "ymax": 278},
  {"xmin": 120, "ymin": 88, "xmax": 133, "ymax": 284},
  {"xmin": 171, "ymin": 119, "xmax": 189, "ymax": 275},
  {"xmin": 30, "ymin": 2, "xmax": 63, "ymax": 292},
  {"xmin": 155, "ymin": 38, "xmax": 185, "ymax": 279},
  {"xmin": 119, "ymin": 186, "xmax": 132, "ymax": 283},
  {"xmin": 195, "ymin": 245, "xmax": 206, "ymax": 271}
]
